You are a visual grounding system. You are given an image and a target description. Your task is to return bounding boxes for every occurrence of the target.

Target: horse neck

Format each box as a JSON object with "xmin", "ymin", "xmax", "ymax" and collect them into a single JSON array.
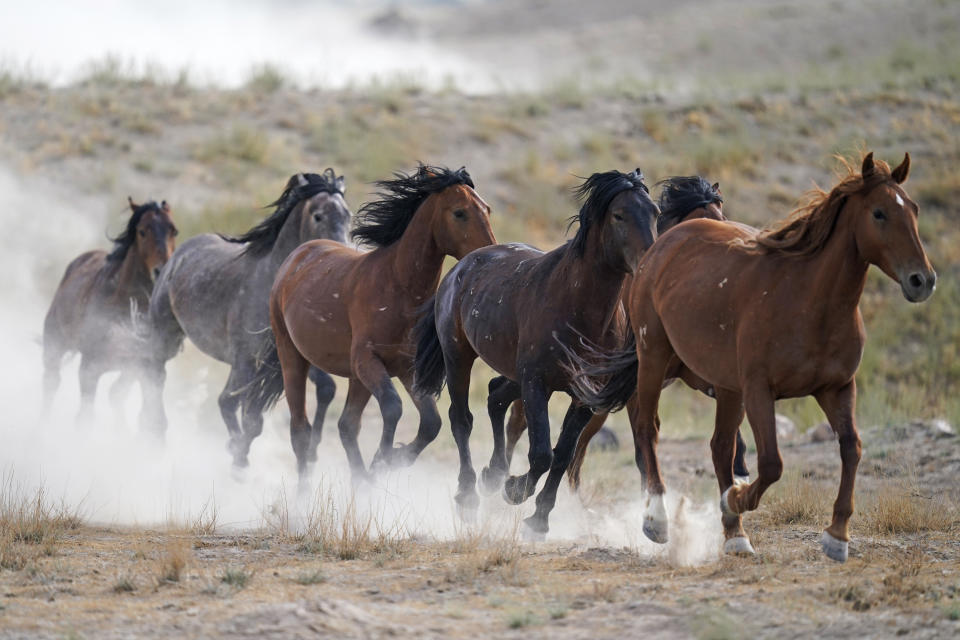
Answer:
[
  {"xmin": 795, "ymin": 205, "xmax": 869, "ymax": 316},
  {"xmin": 265, "ymin": 201, "xmax": 307, "ymax": 273},
  {"xmin": 111, "ymin": 245, "xmax": 152, "ymax": 308},
  {"xmin": 381, "ymin": 203, "xmax": 446, "ymax": 296},
  {"xmin": 560, "ymin": 227, "xmax": 627, "ymax": 335}
]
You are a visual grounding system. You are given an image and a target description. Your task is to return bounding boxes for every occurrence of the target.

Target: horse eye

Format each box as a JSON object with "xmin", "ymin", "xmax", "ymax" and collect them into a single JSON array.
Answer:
[
  {"xmin": 171, "ymin": 228, "xmax": 179, "ymax": 237},
  {"xmin": 613, "ymin": 213, "xmax": 624, "ymax": 221},
  {"xmin": 873, "ymin": 209, "xmax": 886, "ymax": 221},
  {"xmin": 453, "ymin": 209, "xmax": 466, "ymax": 220},
  {"xmin": 138, "ymin": 229, "xmax": 146, "ymax": 237},
  {"xmin": 313, "ymin": 214, "xmax": 322, "ymax": 222}
]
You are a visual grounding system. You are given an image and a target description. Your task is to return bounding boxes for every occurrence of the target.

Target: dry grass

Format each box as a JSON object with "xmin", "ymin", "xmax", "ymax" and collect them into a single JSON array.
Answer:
[
  {"xmin": 761, "ymin": 472, "xmax": 831, "ymax": 526},
  {"xmin": 860, "ymin": 488, "xmax": 958, "ymax": 535},
  {"xmin": 156, "ymin": 539, "xmax": 190, "ymax": 583},
  {"xmin": 0, "ymin": 475, "xmax": 82, "ymax": 571}
]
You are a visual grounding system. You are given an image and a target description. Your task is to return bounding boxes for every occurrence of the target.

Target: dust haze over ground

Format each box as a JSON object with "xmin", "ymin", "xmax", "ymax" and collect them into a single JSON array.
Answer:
[{"xmin": 2, "ymin": 0, "xmax": 960, "ymax": 638}]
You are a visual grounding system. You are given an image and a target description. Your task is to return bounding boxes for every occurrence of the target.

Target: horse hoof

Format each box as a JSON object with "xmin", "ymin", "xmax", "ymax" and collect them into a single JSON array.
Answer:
[
  {"xmin": 390, "ymin": 444, "xmax": 418, "ymax": 468},
  {"xmin": 720, "ymin": 487, "xmax": 739, "ymax": 517},
  {"xmin": 479, "ymin": 466, "xmax": 505, "ymax": 496},
  {"xmin": 821, "ymin": 531, "xmax": 849, "ymax": 563},
  {"xmin": 501, "ymin": 476, "xmax": 529, "ymax": 505},
  {"xmin": 642, "ymin": 516, "xmax": 669, "ymax": 544},
  {"xmin": 723, "ymin": 536, "xmax": 755, "ymax": 556},
  {"xmin": 733, "ymin": 475, "xmax": 750, "ymax": 486},
  {"xmin": 521, "ymin": 518, "xmax": 547, "ymax": 542}
]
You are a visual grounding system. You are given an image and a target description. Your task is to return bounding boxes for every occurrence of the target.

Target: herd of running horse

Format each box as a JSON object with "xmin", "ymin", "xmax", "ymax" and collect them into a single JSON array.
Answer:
[{"xmin": 41, "ymin": 152, "xmax": 935, "ymax": 563}]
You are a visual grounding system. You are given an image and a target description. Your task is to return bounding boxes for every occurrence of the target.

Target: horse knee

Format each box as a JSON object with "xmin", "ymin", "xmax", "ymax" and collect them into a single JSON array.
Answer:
[
  {"xmin": 839, "ymin": 433, "xmax": 862, "ymax": 464},
  {"xmin": 529, "ymin": 449, "xmax": 553, "ymax": 476}
]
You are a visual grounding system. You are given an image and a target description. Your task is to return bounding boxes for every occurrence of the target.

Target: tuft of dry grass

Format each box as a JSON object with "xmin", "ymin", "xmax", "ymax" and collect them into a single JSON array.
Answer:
[
  {"xmin": 761, "ymin": 472, "xmax": 830, "ymax": 526},
  {"xmin": 0, "ymin": 475, "xmax": 83, "ymax": 570},
  {"xmin": 156, "ymin": 539, "xmax": 190, "ymax": 583},
  {"xmin": 860, "ymin": 489, "xmax": 957, "ymax": 535}
]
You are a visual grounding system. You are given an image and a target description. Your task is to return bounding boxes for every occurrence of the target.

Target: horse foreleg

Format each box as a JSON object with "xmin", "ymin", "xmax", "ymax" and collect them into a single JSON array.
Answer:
[
  {"xmin": 76, "ymin": 354, "xmax": 105, "ymax": 427},
  {"xmin": 722, "ymin": 382, "xmax": 781, "ymax": 518},
  {"xmin": 733, "ymin": 430, "xmax": 750, "ymax": 483},
  {"xmin": 307, "ymin": 366, "xmax": 336, "ymax": 460},
  {"xmin": 218, "ymin": 366, "xmax": 246, "ymax": 464},
  {"xmin": 566, "ymin": 411, "xmax": 607, "ymax": 491},
  {"xmin": 41, "ymin": 338, "xmax": 64, "ymax": 416},
  {"xmin": 502, "ymin": 376, "xmax": 552, "ymax": 506},
  {"xmin": 480, "ymin": 376, "xmax": 520, "ymax": 495},
  {"xmin": 353, "ymin": 352, "xmax": 403, "ymax": 473},
  {"xmin": 815, "ymin": 381, "xmax": 860, "ymax": 563},
  {"xmin": 709, "ymin": 388, "xmax": 753, "ymax": 555},
  {"xmin": 523, "ymin": 400, "xmax": 593, "ymax": 539},
  {"xmin": 337, "ymin": 378, "xmax": 372, "ymax": 484}
]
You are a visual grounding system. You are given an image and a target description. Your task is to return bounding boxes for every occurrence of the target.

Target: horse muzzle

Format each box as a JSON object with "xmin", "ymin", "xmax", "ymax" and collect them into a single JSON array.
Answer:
[{"xmin": 900, "ymin": 268, "xmax": 936, "ymax": 303}]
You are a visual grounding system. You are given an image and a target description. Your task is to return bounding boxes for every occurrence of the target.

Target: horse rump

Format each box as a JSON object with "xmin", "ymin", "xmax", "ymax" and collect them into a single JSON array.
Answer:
[{"xmin": 412, "ymin": 296, "xmax": 446, "ymax": 398}]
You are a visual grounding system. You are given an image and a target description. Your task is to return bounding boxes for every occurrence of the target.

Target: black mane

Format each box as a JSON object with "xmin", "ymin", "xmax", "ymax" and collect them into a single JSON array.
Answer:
[
  {"xmin": 568, "ymin": 169, "xmax": 649, "ymax": 256},
  {"xmin": 352, "ymin": 165, "xmax": 475, "ymax": 248},
  {"xmin": 224, "ymin": 168, "xmax": 345, "ymax": 257},
  {"xmin": 107, "ymin": 200, "xmax": 164, "ymax": 263},
  {"xmin": 656, "ymin": 175, "xmax": 722, "ymax": 234}
]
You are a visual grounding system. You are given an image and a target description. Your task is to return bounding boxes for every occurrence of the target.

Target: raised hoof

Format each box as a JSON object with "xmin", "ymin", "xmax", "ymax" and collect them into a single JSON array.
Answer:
[
  {"xmin": 723, "ymin": 536, "xmax": 756, "ymax": 556},
  {"xmin": 479, "ymin": 466, "xmax": 506, "ymax": 496},
  {"xmin": 733, "ymin": 475, "xmax": 750, "ymax": 486},
  {"xmin": 720, "ymin": 487, "xmax": 739, "ymax": 517},
  {"xmin": 821, "ymin": 530, "xmax": 849, "ymax": 562},
  {"xmin": 642, "ymin": 516, "xmax": 669, "ymax": 544},
  {"xmin": 501, "ymin": 475, "xmax": 532, "ymax": 505},
  {"xmin": 521, "ymin": 518, "xmax": 547, "ymax": 543}
]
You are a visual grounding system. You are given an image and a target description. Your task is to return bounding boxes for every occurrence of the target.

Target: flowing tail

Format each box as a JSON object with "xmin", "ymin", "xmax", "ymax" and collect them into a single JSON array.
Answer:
[
  {"xmin": 412, "ymin": 297, "xmax": 446, "ymax": 397},
  {"xmin": 242, "ymin": 332, "xmax": 285, "ymax": 411},
  {"xmin": 559, "ymin": 331, "xmax": 638, "ymax": 413}
]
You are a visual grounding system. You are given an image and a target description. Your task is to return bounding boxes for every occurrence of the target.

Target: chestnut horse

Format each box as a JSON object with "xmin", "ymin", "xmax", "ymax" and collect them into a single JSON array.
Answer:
[
  {"xmin": 497, "ymin": 176, "xmax": 754, "ymax": 490},
  {"xmin": 253, "ymin": 166, "xmax": 494, "ymax": 480},
  {"xmin": 414, "ymin": 170, "xmax": 658, "ymax": 537},
  {"xmin": 570, "ymin": 153, "xmax": 935, "ymax": 561},
  {"xmin": 141, "ymin": 170, "xmax": 350, "ymax": 463},
  {"xmin": 43, "ymin": 198, "xmax": 177, "ymax": 421}
]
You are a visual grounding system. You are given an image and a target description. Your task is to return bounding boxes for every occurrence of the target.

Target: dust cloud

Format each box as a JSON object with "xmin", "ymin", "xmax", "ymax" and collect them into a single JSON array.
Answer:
[{"xmin": 0, "ymin": 164, "xmax": 722, "ymax": 566}]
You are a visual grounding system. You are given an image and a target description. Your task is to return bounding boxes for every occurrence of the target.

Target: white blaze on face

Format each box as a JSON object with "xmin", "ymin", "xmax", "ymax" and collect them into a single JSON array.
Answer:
[{"xmin": 895, "ymin": 193, "xmax": 905, "ymax": 207}]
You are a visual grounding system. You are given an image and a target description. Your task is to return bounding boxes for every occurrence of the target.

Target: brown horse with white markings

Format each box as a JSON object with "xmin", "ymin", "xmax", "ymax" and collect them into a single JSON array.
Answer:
[
  {"xmin": 570, "ymin": 153, "xmax": 935, "ymax": 561},
  {"xmin": 251, "ymin": 166, "xmax": 494, "ymax": 481},
  {"xmin": 43, "ymin": 198, "xmax": 177, "ymax": 421}
]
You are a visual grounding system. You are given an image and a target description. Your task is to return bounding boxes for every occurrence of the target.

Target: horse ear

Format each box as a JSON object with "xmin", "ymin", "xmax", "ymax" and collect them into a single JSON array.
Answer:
[
  {"xmin": 296, "ymin": 173, "xmax": 309, "ymax": 187},
  {"xmin": 127, "ymin": 196, "xmax": 138, "ymax": 212},
  {"xmin": 861, "ymin": 152, "xmax": 876, "ymax": 177},
  {"xmin": 161, "ymin": 200, "xmax": 171, "ymax": 214},
  {"xmin": 891, "ymin": 152, "xmax": 910, "ymax": 184},
  {"xmin": 335, "ymin": 176, "xmax": 346, "ymax": 193}
]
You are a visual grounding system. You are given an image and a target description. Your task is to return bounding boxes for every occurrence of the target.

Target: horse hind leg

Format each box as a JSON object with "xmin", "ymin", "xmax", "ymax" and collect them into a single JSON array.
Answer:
[
  {"xmin": 503, "ymin": 399, "xmax": 525, "ymax": 467},
  {"xmin": 337, "ymin": 378, "xmax": 372, "ymax": 484},
  {"xmin": 41, "ymin": 338, "xmax": 64, "ymax": 417},
  {"xmin": 307, "ymin": 366, "xmax": 336, "ymax": 462},
  {"xmin": 445, "ymin": 351, "xmax": 480, "ymax": 520},
  {"xmin": 566, "ymin": 411, "xmax": 608, "ymax": 492},
  {"xmin": 480, "ymin": 376, "xmax": 521, "ymax": 495},
  {"xmin": 218, "ymin": 367, "xmax": 247, "ymax": 466}
]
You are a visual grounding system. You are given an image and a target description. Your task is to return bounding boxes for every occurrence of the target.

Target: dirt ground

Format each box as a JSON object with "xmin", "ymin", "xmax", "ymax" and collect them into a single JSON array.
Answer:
[{"xmin": 2, "ymin": 419, "xmax": 958, "ymax": 640}]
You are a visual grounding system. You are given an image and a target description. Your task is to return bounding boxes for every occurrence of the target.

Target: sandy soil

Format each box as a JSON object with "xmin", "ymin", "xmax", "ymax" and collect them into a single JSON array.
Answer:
[{"xmin": 1, "ymin": 419, "xmax": 958, "ymax": 640}]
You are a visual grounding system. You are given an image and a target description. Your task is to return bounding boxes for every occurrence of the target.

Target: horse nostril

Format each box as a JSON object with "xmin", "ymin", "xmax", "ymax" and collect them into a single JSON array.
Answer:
[
  {"xmin": 908, "ymin": 273, "xmax": 924, "ymax": 290},
  {"xmin": 153, "ymin": 267, "xmax": 161, "ymax": 279}
]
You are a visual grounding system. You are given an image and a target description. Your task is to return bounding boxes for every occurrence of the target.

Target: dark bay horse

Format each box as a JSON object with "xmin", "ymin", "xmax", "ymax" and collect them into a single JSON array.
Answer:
[
  {"xmin": 141, "ymin": 170, "xmax": 350, "ymax": 465},
  {"xmin": 570, "ymin": 153, "xmax": 935, "ymax": 561},
  {"xmin": 43, "ymin": 198, "xmax": 177, "ymax": 420},
  {"xmin": 254, "ymin": 166, "xmax": 495, "ymax": 481},
  {"xmin": 414, "ymin": 170, "xmax": 658, "ymax": 536},
  {"xmin": 497, "ymin": 176, "xmax": 754, "ymax": 491}
]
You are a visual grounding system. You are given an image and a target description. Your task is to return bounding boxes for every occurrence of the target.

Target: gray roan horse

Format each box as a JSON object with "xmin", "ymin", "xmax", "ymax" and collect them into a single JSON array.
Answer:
[
  {"xmin": 44, "ymin": 198, "xmax": 177, "ymax": 422},
  {"xmin": 140, "ymin": 170, "xmax": 351, "ymax": 467}
]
